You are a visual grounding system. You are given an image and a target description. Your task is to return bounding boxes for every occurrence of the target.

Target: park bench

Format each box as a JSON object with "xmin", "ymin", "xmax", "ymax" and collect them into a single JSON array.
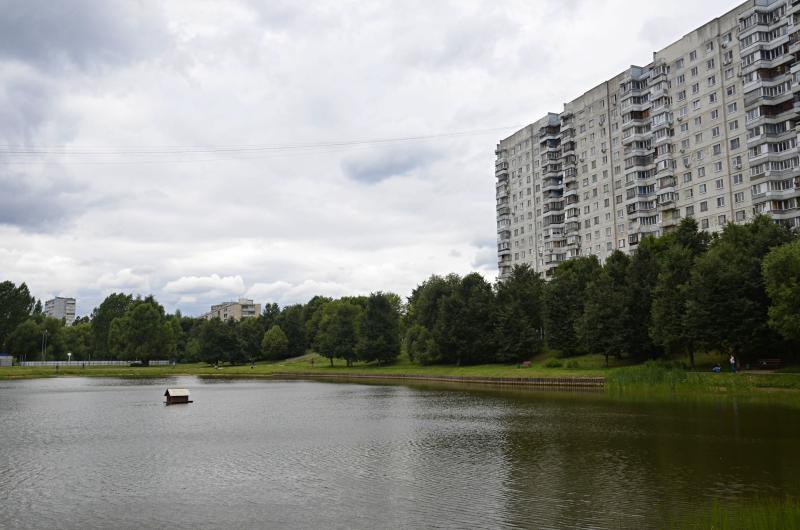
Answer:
[{"xmin": 756, "ymin": 358, "xmax": 783, "ymax": 370}]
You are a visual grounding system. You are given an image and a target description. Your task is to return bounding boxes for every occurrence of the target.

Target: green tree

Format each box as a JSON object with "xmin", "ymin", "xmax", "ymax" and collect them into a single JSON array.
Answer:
[
  {"xmin": 197, "ymin": 318, "xmax": 239, "ymax": 365},
  {"xmin": 314, "ymin": 300, "xmax": 364, "ymax": 366},
  {"xmin": 304, "ymin": 296, "xmax": 332, "ymax": 348},
  {"xmin": 763, "ymin": 238, "xmax": 800, "ymax": 342},
  {"xmin": 260, "ymin": 303, "xmax": 280, "ymax": 330},
  {"xmin": 0, "ymin": 281, "xmax": 35, "ymax": 351},
  {"xmin": 686, "ymin": 216, "xmax": 793, "ymax": 361},
  {"xmin": 5, "ymin": 319, "xmax": 41, "ymax": 360},
  {"xmin": 107, "ymin": 302, "xmax": 175, "ymax": 363},
  {"xmin": 91, "ymin": 293, "xmax": 133, "ymax": 358},
  {"xmin": 261, "ymin": 325, "xmax": 289, "ymax": 360},
  {"xmin": 577, "ymin": 251, "xmax": 630, "ymax": 366},
  {"xmin": 433, "ymin": 273, "xmax": 495, "ymax": 365},
  {"xmin": 494, "ymin": 264, "xmax": 545, "ymax": 363},
  {"xmin": 650, "ymin": 219, "xmax": 708, "ymax": 367},
  {"xmin": 277, "ymin": 304, "xmax": 307, "ymax": 357},
  {"xmin": 59, "ymin": 322, "xmax": 95, "ymax": 361},
  {"xmin": 543, "ymin": 256, "xmax": 601, "ymax": 356},
  {"xmin": 359, "ymin": 292, "xmax": 401, "ymax": 365},
  {"xmin": 237, "ymin": 317, "xmax": 265, "ymax": 361},
  {"xmin": 404, "ymin": 324, "xmax": 440, "ymax": 365},
  {"xmin": 625, "ymin": 236, "xmax": 667, "ymax": 359},
  {"xmin": 405, "ymin": 274, "xmax": 460, "ymax": 331}
]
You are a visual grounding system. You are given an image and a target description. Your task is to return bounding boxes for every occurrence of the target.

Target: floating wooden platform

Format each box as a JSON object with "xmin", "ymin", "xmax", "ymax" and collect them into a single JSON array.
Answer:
[{"xmin": 164, "ymin": 388, "xmax": 193, "ymax": 405}]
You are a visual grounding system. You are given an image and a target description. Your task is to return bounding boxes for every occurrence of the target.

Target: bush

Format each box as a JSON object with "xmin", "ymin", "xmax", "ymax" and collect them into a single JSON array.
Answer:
[
  {"xmin": 607, "ymin": 359, "xmax": 688, "ymax": 386},
  {"xmin": 544, "ymin": 358, "xmax": 563, "ymax": 368},
  {"xmin": 565, "ymin": 359, "xmax": 580, "ymax": 369}
]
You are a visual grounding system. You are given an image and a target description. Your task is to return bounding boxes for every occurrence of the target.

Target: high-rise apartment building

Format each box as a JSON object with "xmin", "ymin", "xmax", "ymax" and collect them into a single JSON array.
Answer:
[
  {"xmin": 202, "ymin": 298, "xmax": 261, "ymax": 322},
  {"xmin": 496, "ymin": 0, "xmax": 799, "ymax": 278},
  {"xmin": 44, "ymin": 297, "xmax": 76, "ymax": 326}
]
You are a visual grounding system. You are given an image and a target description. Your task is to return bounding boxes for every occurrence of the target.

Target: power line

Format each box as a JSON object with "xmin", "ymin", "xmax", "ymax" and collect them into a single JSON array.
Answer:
[{"xmin": 0, "ymin": 125, "xmax": 522, "ymax": 159}]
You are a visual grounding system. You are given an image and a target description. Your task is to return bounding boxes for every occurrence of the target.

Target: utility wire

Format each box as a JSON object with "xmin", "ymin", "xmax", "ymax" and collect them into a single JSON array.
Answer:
[{"xmin": 0, "ymin": 125, "xmax": 521, "ymax": 158}]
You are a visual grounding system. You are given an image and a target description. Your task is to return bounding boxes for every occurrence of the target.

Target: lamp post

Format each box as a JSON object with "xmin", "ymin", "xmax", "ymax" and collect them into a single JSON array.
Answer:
[{"xmin": 41, "ymin": 329, "xmax": 48, "ymax": 362}]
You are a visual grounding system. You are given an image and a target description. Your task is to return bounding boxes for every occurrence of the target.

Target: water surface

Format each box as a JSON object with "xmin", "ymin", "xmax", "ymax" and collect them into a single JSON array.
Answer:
[{"xmin": 0, "ymin": 377, "xmax": 798, "ymax": 528}]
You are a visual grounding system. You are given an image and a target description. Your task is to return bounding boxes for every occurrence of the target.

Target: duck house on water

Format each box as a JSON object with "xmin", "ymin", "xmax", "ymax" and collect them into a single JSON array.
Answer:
[{"xmin": 164, "ymin": 388, "xmax": 192, "ymax": 405}]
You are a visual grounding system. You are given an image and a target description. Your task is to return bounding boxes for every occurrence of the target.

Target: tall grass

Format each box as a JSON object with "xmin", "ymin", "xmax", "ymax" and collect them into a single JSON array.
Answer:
[{"xmin": 606, "ymin": 360, "xmax": 688, "ymax": 388}]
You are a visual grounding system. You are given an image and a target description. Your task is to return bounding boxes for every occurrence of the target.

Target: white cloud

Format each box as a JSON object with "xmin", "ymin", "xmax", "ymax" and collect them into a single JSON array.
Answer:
[{"xmin": 0, "ymin": 0, "xmax": 738, "ymax": 316}]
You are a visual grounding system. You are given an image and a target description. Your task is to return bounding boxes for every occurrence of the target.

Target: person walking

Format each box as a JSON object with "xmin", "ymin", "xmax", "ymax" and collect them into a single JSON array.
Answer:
[{"xmin": 729, "ymin": 354, "xmax": 736, "ymax": 373}]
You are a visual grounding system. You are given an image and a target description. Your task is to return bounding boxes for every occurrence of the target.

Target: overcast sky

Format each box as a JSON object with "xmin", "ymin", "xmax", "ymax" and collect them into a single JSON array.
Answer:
[{"xmin": 0, "ymin": 0, "xmax": 739, "ymax": 316}]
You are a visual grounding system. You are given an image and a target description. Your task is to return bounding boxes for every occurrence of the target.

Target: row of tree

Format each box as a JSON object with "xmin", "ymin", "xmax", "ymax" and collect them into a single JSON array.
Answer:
[{"xmin": 1, "ymin": 216, "xmax": 797, "ymax": 366}]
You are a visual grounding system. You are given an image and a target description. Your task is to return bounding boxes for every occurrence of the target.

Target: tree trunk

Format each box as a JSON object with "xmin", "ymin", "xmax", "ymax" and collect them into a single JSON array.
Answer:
[
  {"xmin": 329, "ymin": 357, "xmax": 333, "ymax": 367},
  {"xmin": 688, "ymin": 350, "xmax": 695, "ymax": 369}
]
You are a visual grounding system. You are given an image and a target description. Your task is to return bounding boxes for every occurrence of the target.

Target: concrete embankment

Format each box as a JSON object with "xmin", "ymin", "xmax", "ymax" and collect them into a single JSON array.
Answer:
[{"xmin": 271, "ymin": 372, "xmax": 605, "ymax": 388}]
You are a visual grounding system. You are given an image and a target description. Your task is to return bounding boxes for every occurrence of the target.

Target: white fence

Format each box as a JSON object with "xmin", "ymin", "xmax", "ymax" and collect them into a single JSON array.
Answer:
[{"xmin": 17, "ymin": 360, "xmax": 172, "ymax": 367}]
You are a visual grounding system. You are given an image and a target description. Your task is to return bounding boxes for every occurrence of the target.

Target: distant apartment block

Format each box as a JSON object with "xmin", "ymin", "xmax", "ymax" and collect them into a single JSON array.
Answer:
[
  {"xmin": 44, "ymin": 297, "xmax": 76, "ymax": 326},
  {"xmin": 496, "ymin": 0, "xmax": 800, "ymax": 278},
  {"xmin": 202, "ymin": 298, "xmax": 261, "ymax": 322}
]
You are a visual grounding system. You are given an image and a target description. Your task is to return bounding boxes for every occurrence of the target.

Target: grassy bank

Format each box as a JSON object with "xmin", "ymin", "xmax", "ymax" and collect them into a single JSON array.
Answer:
[
  {"xmin": 678, "ymin": 497, "xmax": 800, "ymax": 529},
  {"xmin": 3, "ymin": 354, "xmax": 800, "ymax": 401}
]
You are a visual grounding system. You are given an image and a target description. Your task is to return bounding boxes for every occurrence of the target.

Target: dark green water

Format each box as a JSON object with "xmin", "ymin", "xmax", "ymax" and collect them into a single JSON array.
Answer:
[{"xmin": 0, "ymin": 377, "xmax": 797, "ymax": 529}]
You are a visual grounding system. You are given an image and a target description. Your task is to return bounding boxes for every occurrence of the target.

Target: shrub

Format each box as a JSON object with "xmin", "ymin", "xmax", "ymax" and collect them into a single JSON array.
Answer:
[{"xmin": 544, "ymin": 358, "xmax": 563, "ymax": 368}]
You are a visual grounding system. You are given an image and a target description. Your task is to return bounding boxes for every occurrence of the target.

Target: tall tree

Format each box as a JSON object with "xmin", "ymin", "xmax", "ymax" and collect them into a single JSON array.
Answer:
[
  {"xmin": 434, "ymin": 273, "xmax": 495, "ymax": 365},
  {"xmin": 237, "ymin": 317, "xmax": 265, "ymax": 361},
  {"xmin": 197, "ymin": 318, "xmax": 239, "ymax": 365},
  {"xmin": 404, "ymin": 324, "xmax": 440, "ymax": 365},
  {"xmin": 304, "ymin": 296, "xmax": 332, "ymax": 348},
  {"xmin": 0, "ymin": 281, "xmax": 35, "ymax": 351},
  {"xmin": 763, "ymin": 238, "xmax": 800, "ymax": 342},
  {"xmin": 543, "ymin": 256, "xmax": 601, "ymax": 356},
  {"xmin": 91, "ymin": 293, "xmax": 133, "ymax": 358},
  {"xmin": 685, "ymin": 216, "xmax": 793, "ymax": 361},
  {"xmin": 59, "ymin": 322, "xmax": 95, "ymax": 361},
  {"xmin": 625, "ymin": 236, "xmax": 666, "ymax": 359},
  {"xmin": 107, "ymin": 302, "xmax": 176, "ymax": 363},
  {"xmin": 261, "ymin": 325, "xmax": 289, "ymax": 360},
  {"xmin": 314, "ymin": 300, "xmax": 363, "ymax": 367},
  {"xmin": 405, "ymin": 274, "xmax": 460, "ymax": 331},
  {"xmin": 494, "ymin": 264, "xmax": 545, "ymax": 363},
  {"xmin": 359, "ymin": 292, "xmax": 401, "ymax": 365},
  {"xmin": 577, "ymin": 251, "xmax": 630, "ymax": 366},
  {"xmin": 260, "ymin": 303, "xmax": 281, "ymax": 330},
  {"xmin": 277, "ymin": 304, "xmax": 307, "ymax": 357}
]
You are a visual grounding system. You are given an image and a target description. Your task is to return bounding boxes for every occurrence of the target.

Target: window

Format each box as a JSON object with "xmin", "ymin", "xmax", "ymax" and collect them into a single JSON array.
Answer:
[
  {"xmin": 734, "ymin": 191, "xmax": 745, "ymax": 203},
  {"xmin": 700, "ymin": 200, "xmax": 708, "ymax": 212},
  {"xmin": 717, "ymin": 197, "xmax": 725, "ymax": 207},
  {"xmin": 677, "ymin": 74, "xmax": 685, "ymax": 84},
  {"xmin": 725, "ymin": 67, "xmax": 734, "ymax": 79},
  {"xmin": 735, "ymin": 210, "xmax": 746, "ymax": 221},
  {"xmin": 714, "ymin": 161, "xmax": 723, "ymax": 172},
  {"xmin": 730, "ymin": 138, "xmax": 740, "ymax": 150},
  {"xmin": 692, "ymin": 83, "xmax": 700, "ymax": 94},
  {"xmin": 727, "ymin": 102, "xmax": 737, "ymax": 113},
  {"xmin": 686, "ymin": 205, "xmax": 695, "ymax": 216},
  {"xmin": 680, "ymin": 123, "xmax": 689, "ymax": 132},
  {"xmin": 715, "ymin": 178, "xmax": 724, "ymax": 189},
  {"xmin": 699, "ymin": 183, "xmax": 707, "ymax": 194},
  {"xmin": 726, "ymin": 85, "xmax": 736, "ymax": 96},
  {"xmin": 706, "ymin": 41, "xmax": 714, "ymax": 53},
  {"xmin": 733, "ymin": 173, "xmax": 743, "ymax": 185},
  {"xmin": 709, "ymin": 92, "xmax": 718, "ymax": 103},
  {"xmin": 676, "ymin": 58, "xmax": 685, "ymax": 69},
  {"xmin": 712, "ymin": 127, "xmax": 720, "ymax": 138},
  {"xmin": 683, "ymin": 172, "xmax": 692, "ymax": 183},
  {"xmin": 712, "ymin": 144, "xmax": 722, "ymax": 156},
  {"xmin": 701, "ymin": 218, "xmax": 709, "ymax": 229},
  {"xmin": 711, "ymin": 109, "xmax": 719, "ymax": 120},
  {"xmin": 692, "ymin": 99, "xmax": 701, "ymax": 110},
  {"xmin": 707, "ymin": 75, "xmax": 716, "ymax": 86},
  {"xmin": 694, "ymin": 116, "xmax": 702, "ymax": 126},
  {"xmin": 690, "ymin": 50, "xmax": 697, "ymax": 61},
  {"xmin": 718, "ymin": 214, "xmax": 726, "ymax": 225},
  {"xmin": 677, "ymin": 90, "xmax": 686, "ymax": 101},
  {"xmin": 691, "ymin": 66, "xmax": 699, "ymax": 77},
  {"xmin": 729, "ymin": 120, "xmax": 739, "ymax": 131},
  {"xmin": 695, "ymin": 133, "xmax": 703, "ymax": 143}
]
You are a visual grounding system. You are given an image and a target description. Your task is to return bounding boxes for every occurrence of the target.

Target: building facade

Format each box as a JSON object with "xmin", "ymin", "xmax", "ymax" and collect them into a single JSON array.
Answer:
[
  {"xmin": 44, "ymin": 297, "xmax": 76, "ymax": 326},
  {"xmin": 202, "ymin": 298, "xmax": 261, "ymax": 322},
  {"xmin": 496, "ymin": 0, "xmax": 800, "ymax": 278}
]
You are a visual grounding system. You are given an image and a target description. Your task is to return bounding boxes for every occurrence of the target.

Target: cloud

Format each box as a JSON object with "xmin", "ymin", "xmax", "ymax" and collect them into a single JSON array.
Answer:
[
  {"xmin": 0, "ymin": 1, "xmax": 169, "ymax": 70},
  {"xmin": 96, "ymin": 268, "xmax": 152, "ymax": 293},
  {"xmin": 0, "ymin": 0, "xmax": 740, "ymax": 317},
  {"xmin": 163, "ymin": 274, "xmax": 245, "ymax": 297},
  {"xmin": 341, "ymin": 145, "xmax": 441, "ymax": 183}
]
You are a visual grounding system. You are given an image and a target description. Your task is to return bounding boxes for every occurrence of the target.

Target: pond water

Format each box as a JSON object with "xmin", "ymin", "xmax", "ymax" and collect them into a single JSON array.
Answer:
[{"xmin": 0, "ymin": 377, "xmax": 798, "ymax": 529}]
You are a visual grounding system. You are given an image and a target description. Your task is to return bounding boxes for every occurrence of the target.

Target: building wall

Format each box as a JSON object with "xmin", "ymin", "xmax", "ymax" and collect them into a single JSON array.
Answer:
[
  {"xmin": 44, "ymin": 297, "xmax": 76, "ymax": 326},
  {"xmin": 495, "ymin": 0, "xmax": 799, "ymax": 277},
  {"xmin": 203, "ymin": 299, "xmax": 261, "ymax": 322}
]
